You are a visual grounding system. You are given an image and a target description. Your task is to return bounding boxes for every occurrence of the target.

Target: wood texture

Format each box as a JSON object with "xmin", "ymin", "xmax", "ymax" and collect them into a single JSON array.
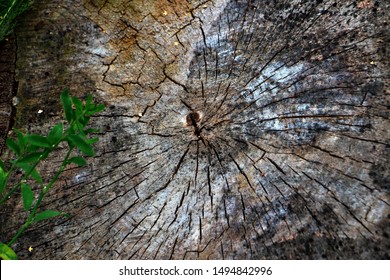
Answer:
[
  {"xmin": 1, "ymin": 0, "xmax": 389, "ymax": 259},
  {"xmin": 0, "ymin": 35, "xmax": 16, "ymax": 154}
]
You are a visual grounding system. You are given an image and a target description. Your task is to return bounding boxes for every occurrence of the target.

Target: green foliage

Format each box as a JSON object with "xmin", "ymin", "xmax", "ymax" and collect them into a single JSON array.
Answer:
[
  {"xmin": 68, "ymin": 156, "xmax": 87, "ymax": 167},
  {"xmin": 0, "ymin": 243, "xmax": 18, "ymax": 260},
  {"xmin": 21, "ymin": 183, "xmax": 33, "ymax": 210},
  {"xmin": 0, "ymin": 162, "xmax": 6, "ymax": 194},
  {"xmin": 33, "ymin": 210, "xmax": 69, "ymax": 223},
  {"xmin": 67, "ymin": 134, "xmax": 95, "ymax": 156},
  {"xmin": 0, "ymin": 0, "xmax": 30, "ymax": 42},
  {"xmin": 0, "ymin": 89, "xmax": 105, "ymax": 259}
]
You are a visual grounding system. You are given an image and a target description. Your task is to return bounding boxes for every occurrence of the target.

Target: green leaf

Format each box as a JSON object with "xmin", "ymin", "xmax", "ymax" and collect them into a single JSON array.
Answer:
[
  {"xmin": 27, "ymin": 144, "xmax": 41, "ymax": 152},
  {"xmin": 16, "ymin": 163, "xmax": 43, "ymax": 184},
  {"xmin": 72, "ymin": 96, "xmax": 84, "ymax": 116},
  {"xmin": 33, "ymin": 210, "xmax": 69, "ymax": 223},
  {"xmin": 48, "ymin": 123, "xmax": 63, "ymax": 144},
  {"xmin": 0, "ymin": 242, "xmax": 18, "ymax": 260},
  {"xmin": 25, "ymin": 134, "xmax": 52, "ymax": 148},
  {"xmin": 74, "ymin": 124, "xmax": 87, "ymax": 138},
  {"xmin": 87, "ymin": 137, "xmax": 99, "ymax": 145},
  {"xmin": 78, "ymin": 116, "xmax": 90, "ymax": 127},
  {"xmin": 0, "ymin": 164, "xmax": 6, "ymax": 194},
  {"xmin": 85, "ymin": 94, "xmax": 93, "ymax": 110},
  {"xmin": 21, "ymin": 183, "xmax": 34, "ymax": 211},
  {"xmin": 85, "ymin": 104, "xmax": 105, "ymax": 116},
  {"xmin": 6, "ymin": 138, "xmax": 20, "ymax": 156},
  {"xmin": 96, "ymin": 104, "xmax": 105, "ymax": 112},
  {"xmin": 61, "ymin": 89, "xmax": 73, "ymax": 122},
  {"xmin": 18, "ymin": 152, "xmax": 44, "ymax": 164},
  {"xmin": 15, "ymin": 130, "xmax": 26, "ymax": 152},
  {"xmin": 67, "ymin": 135, "xmax": 94, "ymax": 157},
  {"xmin": 72, "ymin": 117, "xmax": 88, "ymax": 134},
  {"xmin": 67, "ymin": 126, "xmax": 76, "ymax": 136},
  {"xmin": 68, "ymin": 156, "xmax": 87, "ymax": 167}
]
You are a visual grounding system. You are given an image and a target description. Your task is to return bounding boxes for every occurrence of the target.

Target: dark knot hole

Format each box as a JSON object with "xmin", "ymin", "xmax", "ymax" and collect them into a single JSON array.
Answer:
[{"xmin": 186, "ymin": 111, "xmax": 202, "ymax": 137}]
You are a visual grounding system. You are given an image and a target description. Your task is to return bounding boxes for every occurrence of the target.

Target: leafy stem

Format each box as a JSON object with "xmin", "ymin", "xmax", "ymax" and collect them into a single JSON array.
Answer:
[
  {"xmin": 0, "ymin": 151, "xmax": 47, "ymax": 205},
  {"xmin": 0, "ymin": 0, "xmax": 30, "ymax": 42},
  {"xmin": 7, "ymin": 148, "xmax": 73, "ymax": 246},
  {"xmin": 0, "ymin": 89, "xmax": 105, "ymax": 259},
  {"xmin": 0, "ymin": 0, "xmax": 19, "ymax": 24}
]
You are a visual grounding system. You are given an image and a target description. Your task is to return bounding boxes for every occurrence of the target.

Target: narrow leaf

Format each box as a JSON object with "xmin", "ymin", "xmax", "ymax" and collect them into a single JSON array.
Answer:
[
  {"xmin": 95, "ymin": 104, "xmax": 105, "ymax": 112},
  {"xmin": 33, "ymin": 210, "xmax": 68, "ymax": 223},
  {"xmin": 74, "ymin": 124, "xmax": 87, "ymax": 138},
  {"xmin": 67, "ymin": 126, "xmax": 76, "ymax": 136},
  {"xmin": 87, "ymin": 137, "xmax": 99, "ymax": 145},
  {"xmin": 68, "ymin": 157, "xmax": 88, "ymax": 166},
  {"xmin": 67, "ymin": 135, "xmax": 94, "ymax": 157},
  {"xmin": 15, "ymin": 130, "xmax": 26, "ymax": 152},
  {"xmin": 0, "ymin": 242, "xmax": 18, "ymax": 260},
  {"xmin": 27, "ymin": 145, "xmax": 41, "ymax": 152},
  {"xmin": 21, "ymin": 183, "xmax": 34, "ymax": 211},
  {"xmin": 85, "ymin": 94, "xmax": 93, "ymax": 110},
  {"xmin": 0, "ymin": 164, "xmax": 6, "ymax": 194},
  {"xmin": 78, "ymin": 116, "xmax": 90, "ymax": 127},
  {"xmin": 25, "ymin": 134, "xmax": 52, "ymax": 148},
  {"xmin": 72, "ymin": 96, "xmax": 83, "ymax": 116},
  {"xmin": 85, "ymin": 104, "xmax": 105, "ymax": 116},
  {"xmin": 61, "ymin": 89, "xmax": 73, "ymax": 122},
  {"xmin": 68, "ymin": 156, "xmax": 87, "ymax": 167},
  {"xmin": 18, "ymin": 152, "xmax": 44, "ymax": 164},
  {"xmin": 16, "ymin": 163, "xmax": 43, "ymax": 184},
  {"xmin": 48, "ymin": 123, "xmax": 63, "ymax": 144},
  {"xmin": 6, "ymin": 138, "xmax": 20, "ymax": 156}
]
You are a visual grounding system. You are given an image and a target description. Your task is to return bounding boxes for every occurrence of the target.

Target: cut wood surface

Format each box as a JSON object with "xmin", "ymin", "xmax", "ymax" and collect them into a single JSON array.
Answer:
[
  {"xmin": 1, "ymin": 0, "xmax": 389, "ymax": 259},
  {"xmin": 0, "ymin": 35, "xmax": 16, "ymax": 155}
]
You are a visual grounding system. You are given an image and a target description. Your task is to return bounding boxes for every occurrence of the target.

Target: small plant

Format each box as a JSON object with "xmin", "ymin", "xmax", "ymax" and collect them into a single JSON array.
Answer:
[
  {"xmin": 0, "ymin": 89, "xmax": 105, "ymax": 259},
  {"xmin": 0, "ymin": 0, "xmax": 30, "ymax": 42}
]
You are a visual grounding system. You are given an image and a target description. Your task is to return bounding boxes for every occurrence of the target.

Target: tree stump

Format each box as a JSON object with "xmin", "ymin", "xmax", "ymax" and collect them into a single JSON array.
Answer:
[
  {"xmin": 1, "ymin": 0, "xmax": 389, "ymax": 259},
  {"xmin": 0, "ymin": 35, "xmax": 16, "ymax": 154}
]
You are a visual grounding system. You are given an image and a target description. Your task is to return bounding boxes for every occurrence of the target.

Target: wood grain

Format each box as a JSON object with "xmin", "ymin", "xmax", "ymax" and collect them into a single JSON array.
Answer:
[{"xmin": 1, "ymin": 0, "xmax": 389, "ymax": 259}]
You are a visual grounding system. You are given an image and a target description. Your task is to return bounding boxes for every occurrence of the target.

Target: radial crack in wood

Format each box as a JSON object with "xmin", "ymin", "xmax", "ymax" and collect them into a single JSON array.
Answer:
[{"xmin": 0, "ymin": 0, "xmax": 389, "ymax": 259}]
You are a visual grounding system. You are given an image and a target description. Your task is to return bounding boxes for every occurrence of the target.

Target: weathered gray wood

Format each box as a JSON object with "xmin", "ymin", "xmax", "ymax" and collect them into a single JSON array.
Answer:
[{"xmin": 1, "ymin": 0, "xmax": 389, "ymax": 259}]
